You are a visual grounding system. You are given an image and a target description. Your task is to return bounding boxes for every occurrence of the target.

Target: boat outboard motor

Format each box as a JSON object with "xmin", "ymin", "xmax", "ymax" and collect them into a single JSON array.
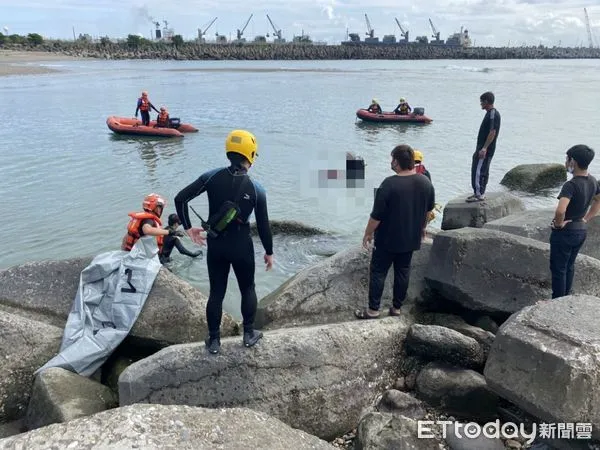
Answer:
[
  {"xmin": 168, "ymin": 118, "xmax": 181, "ymax": 129},
  {"xmin": 413, "ymin": 107, "xmax": 425, "ymax": 116}
]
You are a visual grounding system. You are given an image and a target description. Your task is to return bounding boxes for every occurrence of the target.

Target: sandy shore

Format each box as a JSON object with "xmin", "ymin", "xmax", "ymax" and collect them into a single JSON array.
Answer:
[{"xmin": 0, "ymin": 50, "xmax": 81, "ymax": 76}]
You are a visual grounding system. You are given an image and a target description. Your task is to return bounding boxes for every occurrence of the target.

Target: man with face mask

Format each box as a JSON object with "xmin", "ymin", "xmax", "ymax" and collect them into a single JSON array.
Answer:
[
  {"xmin": 356, "ymin": 144, "xmax": 435, "ymax": 319},
  {"xmin": 550, "ymin": 144, "xmax": 600, "ymax": 299}
]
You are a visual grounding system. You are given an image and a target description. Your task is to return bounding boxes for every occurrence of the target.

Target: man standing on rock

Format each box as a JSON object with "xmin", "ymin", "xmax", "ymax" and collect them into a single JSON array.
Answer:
[
  {"xmin": 174, "ymin": 130, "xmax": 274, "ymax": 354},
  {"xmin": 467, "ymin": 91, "xmax": 501, "ymax": 202},
  {"xmin": 356, "ymin": 144, "xmax": 435, "ymax": 319},
  {"xmin": 550, "ymin": 144, "xmax": 600, "ymax": 299}
]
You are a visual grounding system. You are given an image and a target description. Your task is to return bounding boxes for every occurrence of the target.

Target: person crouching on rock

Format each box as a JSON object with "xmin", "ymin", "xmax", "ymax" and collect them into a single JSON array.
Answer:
[
  {"xmin": 121, "ymin": 193, "xmax": 176, "ymax": 253},
  {"xmin": 413, "ymin": 150, "xmax": 431, "ymax": 181},
  {"xmin": 155, "ymin": 107, "xmax": 170, "ymax": 128},
  {"xmin": 135, "ymin": 91, "xmax": 159, "ymax": 127},
  {"xmin": 159, "ymin": 213, "xmax": 203, "ymax": 264},
  {"xmin": 357, "ymin": 144, "xmax": 435, "ymax": 319},
  {"xmin": 550, "ymin": 145, "xmax": 600, "ymax": 299}
]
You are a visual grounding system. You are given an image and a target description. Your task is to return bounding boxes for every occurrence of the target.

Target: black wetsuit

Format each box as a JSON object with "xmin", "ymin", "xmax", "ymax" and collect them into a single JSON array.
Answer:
[
  {"xmin": 174, "ymin": 165, "xmax": 273, "ymax": 339},
  {"xmin": 159, "ymin": 226, "xmax": 202, "ymax": 264}
]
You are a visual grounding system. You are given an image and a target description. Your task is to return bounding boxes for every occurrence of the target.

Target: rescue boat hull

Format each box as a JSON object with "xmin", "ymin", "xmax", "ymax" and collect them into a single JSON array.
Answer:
[
  {"xmin": 106, "ymin": 116, "xmax": 198, "ymax": 137},
  {"xmin": 356, "ymin": 109, "xmax": 432, "ymax": 123}
]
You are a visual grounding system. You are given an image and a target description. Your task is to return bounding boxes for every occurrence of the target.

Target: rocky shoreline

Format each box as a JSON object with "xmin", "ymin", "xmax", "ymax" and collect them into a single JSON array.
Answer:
[{"xmin": 2, "ymin": 42, "xmax": 600, "ymax": 60}]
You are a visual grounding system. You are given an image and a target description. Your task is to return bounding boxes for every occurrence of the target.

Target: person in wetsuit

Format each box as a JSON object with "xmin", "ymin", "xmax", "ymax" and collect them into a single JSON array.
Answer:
[
  {"xmin": 394, "ymin": 97, "xmax": 412, "ymax": 115},
  {"xmin": 367, "ymin": 99, "xmax": 382, "ymax": 114},
  {"xmin": 159, "ymin": 213, "xmax": 203, "ymax": 264},
  {"xmin": 174, "ymin": 129, "xmax": 274, "ymax": 355}
]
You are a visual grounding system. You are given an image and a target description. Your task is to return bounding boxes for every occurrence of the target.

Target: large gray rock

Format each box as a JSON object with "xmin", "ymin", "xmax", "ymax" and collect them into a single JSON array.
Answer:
[
  {"xmin": 119, "ymin": 317, "xmax": 410, "ymax": 441},
  {"xmin": 0, "ymin": 312, "xmax": 62, "ymax": 423},
  {"xmin": 500, "ymin": 163, "xmax": 566, "ymax": 192},
  {"xmin": 441, "ymin": 192, "xmax": 525, "ymax": 231},
  {"xmin": 376, "ymin": 390, "xmax": 427, "ymax": 420},
  {"xmin": 484, "ymin": 295, "xmax": 600, "ymax": 440},
  {"xmin": 425, "ymin": 228, "xmax": 600, "ymax": 314},
  {"xmin": 0, "ymin": 258, "xmax": 238, "ymax": 346},
  {"xmin": 484, "ymin": 208, "xmax": 600, "ymax": 260},
  {"xmin": 25, "ymin": 367, "xmax": 118, "ymax": 431},
  {"xmin": 416, "ymin": 362, "xmax": 499, "ymax": 420},
  {"xmin": 355, "ymin": 412, "xmax": 442, "ymax": 450},
  {"xmin": 0, "ymin": 404, "xmax": 334, "ymax": 449},
  {"xmin": 255, "ymin": 242, "xmax": 431, "ymax": 329}
]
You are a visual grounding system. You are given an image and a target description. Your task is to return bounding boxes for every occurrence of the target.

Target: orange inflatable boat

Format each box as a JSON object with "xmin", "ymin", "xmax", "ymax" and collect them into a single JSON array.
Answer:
[{"xmin": 106, "ymin": 116, "xmax": 199, "ymax": 138}]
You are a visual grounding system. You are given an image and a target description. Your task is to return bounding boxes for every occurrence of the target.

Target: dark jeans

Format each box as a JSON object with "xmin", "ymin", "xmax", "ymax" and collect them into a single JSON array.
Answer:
[
  {"xmin": 368, "ymin": 245, "xmax": 413, "ymax": 310},
  {"xmin": 206, "ymin": 233, "xmax": 257, "ymax": 338},
  {"xmin": 140, "ymin": 110, "xmax": 150, "ymax": 126},
  {"xmin": 471, "ymin": 150, "xmax": 494, "ymax": 196},
  {"xmin": 549, "ymin": 228, "xmax": 586, "ymax": 299}
]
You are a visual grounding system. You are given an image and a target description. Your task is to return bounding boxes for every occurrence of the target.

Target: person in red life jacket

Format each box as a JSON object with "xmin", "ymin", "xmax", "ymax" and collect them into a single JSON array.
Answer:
[
  {"xmin": 134, "ymin": 91, "xmax": 159, "ymax": 126},
  {"xmin": 413, "ymin": 150, "xmax": 431, "ymax": 181},
  {"xmin": 121, "ymin": 193, "xmax": 183, "ymax": 253},
  {"xmin": 155, "ymin": 107, "xmax": 170, "ymax": 128},
  {"xmin": 367, "ymin": 98, "xmax": 382, "ymax": 114},
  {"xmin": 394, "ymin": 97, "xmax": 412, "ymax": 115}
]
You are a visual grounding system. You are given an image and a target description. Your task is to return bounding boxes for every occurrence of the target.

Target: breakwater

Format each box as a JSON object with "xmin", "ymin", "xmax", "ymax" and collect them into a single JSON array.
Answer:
[{"xmin": 3, "ymin": 41, "xmax": 600, "ymax": 60}]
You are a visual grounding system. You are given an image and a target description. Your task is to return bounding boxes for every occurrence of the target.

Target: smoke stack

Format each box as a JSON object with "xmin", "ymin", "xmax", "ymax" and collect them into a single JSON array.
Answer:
[{"xmin": 155, "ymin": 29, "xmax": 161, "ymax": 39}]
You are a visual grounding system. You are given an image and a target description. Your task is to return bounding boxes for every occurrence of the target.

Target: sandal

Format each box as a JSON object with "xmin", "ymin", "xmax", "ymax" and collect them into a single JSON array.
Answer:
[
  {"xmin": 389, "ymin": 307, "xmax": 401, "ymax": 317},
  {"xmin": 354, "ymin": 308, "xmax": 380, "ymax": 320}
]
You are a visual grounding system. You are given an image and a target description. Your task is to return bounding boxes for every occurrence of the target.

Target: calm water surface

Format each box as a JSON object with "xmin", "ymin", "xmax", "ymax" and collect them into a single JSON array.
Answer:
[{"xmin": 2, "ymin": 58, "xmax": 599, "ymax": 318}]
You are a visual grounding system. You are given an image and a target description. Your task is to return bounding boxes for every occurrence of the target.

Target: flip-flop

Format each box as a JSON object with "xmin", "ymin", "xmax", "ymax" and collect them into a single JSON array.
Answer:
[
  {"xmin": 389, "ymin": 307, "xmax": 401, "ymax": 317},
  {"xmin": 354, "ymin": 308, "xmax": 380, "ymax": 320}
]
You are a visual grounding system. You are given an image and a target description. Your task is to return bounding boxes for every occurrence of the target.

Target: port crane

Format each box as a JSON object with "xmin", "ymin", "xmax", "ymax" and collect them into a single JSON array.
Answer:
[
  {"xmin": 394, "ymin": 18, "xmax": 409, "ymax": 42},
  {"xmin": 237, "ymin": 14, "xmax": 253, "ymax": 41},
  {"xmin": 584, "ymin": 8, "xmax": 593, "ymax": 48},
  {"xmin": 365, "ymin": 14, "xmax": 374, "ymax": 38},
  {"xmin": 428, "ymin": 18, "xmax": 442, "ymax": 43},
  {"xmin": 266, "ymin": 14, "xmax": 283, "ymax": 41},
  {"xmin": 198, "ymin": 17, "xmax": 217, "ymax": 40}
]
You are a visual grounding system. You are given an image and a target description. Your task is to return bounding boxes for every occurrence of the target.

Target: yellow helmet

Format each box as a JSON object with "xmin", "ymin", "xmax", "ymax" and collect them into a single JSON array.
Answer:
[
  {"xmin": 372, "ymin": 98, "xmax": 378, "ymax": 104},
  {"xmin": 413, "ymin": 150, "xmax": 424, "ymax": 162},
  {"xmin": 400, "ymin": 97, "xmax": 406, "ymax": 103},
  {"xmin": 225, "ymin": 129, "xmax": 258, "ymax": 165}
]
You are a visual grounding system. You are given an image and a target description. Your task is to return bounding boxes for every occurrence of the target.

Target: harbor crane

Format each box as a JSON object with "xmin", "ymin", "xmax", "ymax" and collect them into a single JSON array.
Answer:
[
  {"xmin": 428, "ymin": 18, "xmax": 442, "ymax": 43},
  {"xmin": 237, "ymin": 14, "xmax": 253, "ymax": 41},
  {"xmin": 584, "ymin": 8, "xmax": 593, "ymax": 48},
  {"xmin": 198, "ymin": 17, "xmax": 217, "ymax": 40},
  {"xmin": 365, "ymin": 14, "xmax": 374, "ymax": 38},
  {"xmin": 266, "ymin": 14, "xmax": 283, "ymax": 41},
  {"xmin": 395, "ymin": 17, "xmax": 409, "ymax": 42}
]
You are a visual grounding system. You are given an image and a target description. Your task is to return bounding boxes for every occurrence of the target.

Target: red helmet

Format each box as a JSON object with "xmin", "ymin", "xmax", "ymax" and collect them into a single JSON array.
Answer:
[{"xmin": 142, "ymin": 193, "xmax": 166, "ymax": 215}]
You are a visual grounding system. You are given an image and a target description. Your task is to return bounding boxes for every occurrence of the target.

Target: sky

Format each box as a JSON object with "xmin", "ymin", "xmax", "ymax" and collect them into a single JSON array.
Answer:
[{"xmin": 1, "ymin": 0, "xmax": 600, "ymax": 47}]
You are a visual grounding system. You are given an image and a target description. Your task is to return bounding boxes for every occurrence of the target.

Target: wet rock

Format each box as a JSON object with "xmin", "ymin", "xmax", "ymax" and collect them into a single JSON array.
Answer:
[
  {"xmin": 500, "ymin": 163, "xmax": 566, "ymax": 192},
  {"xmin": 445, "ymin": 422, "xmax": 505, "ymax": 450},
  {"xmin": 0, "ymin": 404, "xmax": 333, "ymax": 449},
  {"xmin": 473, "ymin": 315, "xmax": 499, "ymax": 334},
  {"xmin": 420, "ymin": 313, "xmax": 495, "ymax": 357},
  {"xmin": 376, "ymin": 390, "xmax": 427, "ymax": 420},
  {"xmin": 25, "ymin": 367, "xmax": 117, "ymax": 430},
  {"xmin": 441, "ymin": 192, "xmax": 525, "ymax": 231}
]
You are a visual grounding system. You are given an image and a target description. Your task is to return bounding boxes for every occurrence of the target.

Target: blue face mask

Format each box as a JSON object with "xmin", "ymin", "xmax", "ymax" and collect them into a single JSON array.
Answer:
[{"xmin": 567, "ymin": 164, "xmax": 574, "ymax": 174}]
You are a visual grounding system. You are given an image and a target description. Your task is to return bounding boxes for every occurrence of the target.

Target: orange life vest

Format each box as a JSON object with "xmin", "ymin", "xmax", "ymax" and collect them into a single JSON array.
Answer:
[
  {"xmin": 121, "ymin": 212, "xmax": 163, "ymax": 252},
  {"xmin": 415, "ymin": 164, "xmax": 426, "ymax": 174},
  {"xmin": 157, "ymin": 111, "xmax": 169, "ymax": 127},
  {"xmin": 139, "ymin": 97, "xmax": 149, "ymax": 112}
]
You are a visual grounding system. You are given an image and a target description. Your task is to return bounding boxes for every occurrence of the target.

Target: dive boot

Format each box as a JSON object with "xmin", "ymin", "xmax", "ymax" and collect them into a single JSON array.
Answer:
[
  {"xmin": 205, "ymin": 337, "xmax": 221, "ymax": 354},
  {"xmin": 243, "ymin": 330, "xmax": 263, "ymax": 347}
]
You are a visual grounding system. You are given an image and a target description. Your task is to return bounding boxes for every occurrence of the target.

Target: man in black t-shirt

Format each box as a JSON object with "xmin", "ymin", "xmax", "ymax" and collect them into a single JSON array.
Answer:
[
  {"xmin": 356, "ymin": 144, "xmax": 435, "ymax": 319},
  {"xmin": 550, "ymin": 144, "xmax": 600, "ymax": 299},
  {"xmin": 467, "ymin": 91, "xmax": 501, "ymax": 202}
]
